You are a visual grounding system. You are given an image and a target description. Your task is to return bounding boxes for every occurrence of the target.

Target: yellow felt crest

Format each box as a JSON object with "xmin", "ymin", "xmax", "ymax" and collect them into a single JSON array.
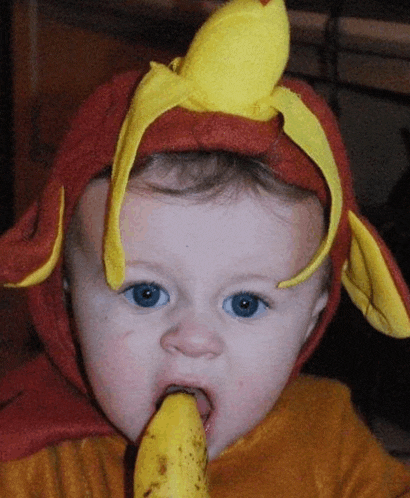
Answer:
[{"xmin": 5, "ymin": 187, "xmax": 65, "ymax": 288}]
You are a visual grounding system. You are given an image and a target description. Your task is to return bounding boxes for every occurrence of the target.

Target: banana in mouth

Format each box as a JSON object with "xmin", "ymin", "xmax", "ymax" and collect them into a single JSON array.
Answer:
[{"xmin": 134, "ymin": 392, "xmax": 210, "ymax": 498}]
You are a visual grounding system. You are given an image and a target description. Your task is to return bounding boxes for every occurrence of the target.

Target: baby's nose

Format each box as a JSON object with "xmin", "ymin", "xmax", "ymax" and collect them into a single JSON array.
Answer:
[{"xmin": 160, "ymin": 318, "xmax": 224, "ymax": 359}]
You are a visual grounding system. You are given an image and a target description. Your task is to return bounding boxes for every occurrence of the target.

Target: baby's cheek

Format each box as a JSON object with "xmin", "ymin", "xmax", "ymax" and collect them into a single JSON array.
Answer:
[
  {"xmin": 237, "ymin": 376, "xmax": 281, "ymax": 411},
  {"xmin": 82, "ymin": 331, "xmax": 156, "ymax": 437},
  {"xmin": 233, "ymin": 357, "xmax": 293, "ymax": 415},
  {"xmin": 88, "ymin": 332, "xmax": 140, "ymax": 384}
]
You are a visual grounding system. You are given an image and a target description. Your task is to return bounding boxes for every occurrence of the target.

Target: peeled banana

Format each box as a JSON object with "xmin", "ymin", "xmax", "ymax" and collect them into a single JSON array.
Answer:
[{"xmin": 134, "ymin": 392, "xmax": 210, "ymax": 498}]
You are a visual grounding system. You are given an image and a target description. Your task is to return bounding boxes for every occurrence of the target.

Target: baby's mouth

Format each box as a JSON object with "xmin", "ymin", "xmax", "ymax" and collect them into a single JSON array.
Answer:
[{"xmin": 156, "ymin": 385, "xmax": 213, "ymax": 426}]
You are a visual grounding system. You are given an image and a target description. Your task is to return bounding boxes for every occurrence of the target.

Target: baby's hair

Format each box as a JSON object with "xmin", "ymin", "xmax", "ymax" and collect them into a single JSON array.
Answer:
[{"xmin": 127, "ymin": 151, "xmax": 313, "ymax": 204}]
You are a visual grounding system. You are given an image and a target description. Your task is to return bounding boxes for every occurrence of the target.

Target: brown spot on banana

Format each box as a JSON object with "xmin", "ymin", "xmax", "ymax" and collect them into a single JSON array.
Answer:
[{"xmin": 158, "ymin": 456, "xmax": 167, "ymax": 476}]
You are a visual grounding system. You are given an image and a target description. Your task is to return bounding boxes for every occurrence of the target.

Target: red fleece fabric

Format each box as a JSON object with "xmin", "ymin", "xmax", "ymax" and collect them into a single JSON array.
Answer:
[
  {"xmin": 0, "ymin": 71, "xmax": 408, "ymax": 461},
  {"xmin": 0, "ymin": 355, "xmax": 115, "ymax": 462}
]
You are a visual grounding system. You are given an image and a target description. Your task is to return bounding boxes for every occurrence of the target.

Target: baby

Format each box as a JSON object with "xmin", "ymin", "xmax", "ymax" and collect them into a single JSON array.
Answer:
[
  {"xmin": 1, "ymin": 0, "xmax": 410, "ymax": 495},
  {"xmin": 64, "ymin": 151, "xmax": 329, "ymax": 461}
]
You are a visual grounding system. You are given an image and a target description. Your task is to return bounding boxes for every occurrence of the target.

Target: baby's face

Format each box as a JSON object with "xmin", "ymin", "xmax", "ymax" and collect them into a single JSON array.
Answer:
[{"xmin": 65, "ymin": 177, "xmax": 328, "ymax": 460}]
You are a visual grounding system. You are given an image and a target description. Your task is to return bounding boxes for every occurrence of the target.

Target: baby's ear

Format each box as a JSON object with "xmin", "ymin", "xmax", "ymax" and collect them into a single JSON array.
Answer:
[{"xmin": 305, "ymin": 286, "xmax": 330, "ymax": 340}]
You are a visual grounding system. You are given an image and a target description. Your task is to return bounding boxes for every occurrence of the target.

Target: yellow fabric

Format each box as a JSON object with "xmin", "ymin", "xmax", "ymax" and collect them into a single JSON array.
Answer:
[
  {"xmin": 5, "ymin": 187, "xmax": 65, "ymax": 288},
  {"xmin": 0, "ymin": 435, "xmax": 126, "ymax": 497},
  {"xmin": 2, "ymin": 376, "xmax": 410, "ymax": 497},
  {"xmin": 342, "ymin": 210, "xmax": 410, "ymax": 338},
  {"xmin": 103, "ymin": 0, "xmax": 344, "ymax": 293},
  {"xmin": 269, "ymin": 87, "xmax": 343, "ymax": 288},
  {"xmin": 177, "ymin": 0, "xmax": 289, "ymax": 117}
]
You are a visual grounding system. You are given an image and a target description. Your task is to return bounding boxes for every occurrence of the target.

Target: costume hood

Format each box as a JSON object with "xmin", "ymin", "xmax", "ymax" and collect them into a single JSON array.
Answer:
[{"xmin": 1, "ymin": 0, "xmax": 410, "ymax": 461}]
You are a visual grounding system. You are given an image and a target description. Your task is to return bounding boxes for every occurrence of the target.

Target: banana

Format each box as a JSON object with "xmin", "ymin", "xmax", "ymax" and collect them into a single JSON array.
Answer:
[{"xmin": 134, "ymin": 392, "xmax": 210, "ymax": 498}]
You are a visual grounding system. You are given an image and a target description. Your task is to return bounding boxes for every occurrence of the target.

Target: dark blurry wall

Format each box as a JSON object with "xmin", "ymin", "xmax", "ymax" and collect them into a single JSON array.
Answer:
[{"xmin": 0, "ymin": 0, "xmax": 14, "ymax": 235}]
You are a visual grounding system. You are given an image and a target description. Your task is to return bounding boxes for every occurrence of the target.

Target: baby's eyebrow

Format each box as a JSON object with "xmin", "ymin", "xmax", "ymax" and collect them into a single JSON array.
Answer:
[
  {"xmin": 223, "ymin": 273, "xmax": 306, "ymax": 297},
  {"xmin": 222, "ymin": 273, "xmax": 288, "ymax": 291},
  {"xmin": 123, "ymin": 259, "xmax": 186, "ymax": 280},
  {"xmin": 124, "ymin": 264, "xmax": 284, "ymax": 283},
  {"xmin": 225, "ymin": 273, "xmax": 275, "ymax": 283},
  {"xmin": 124, "ymin": 260, "xmax": 167, "ymax": 272}
]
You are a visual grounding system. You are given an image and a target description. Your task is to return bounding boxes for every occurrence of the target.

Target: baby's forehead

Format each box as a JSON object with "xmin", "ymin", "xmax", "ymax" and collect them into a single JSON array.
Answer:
[
  {"xmin": 72, "ymin": 169, "xmax": 325, "ymax": 241},
  {"xmin": 74, "ymin": 178, "xmax": 323, "ymax": 260}
]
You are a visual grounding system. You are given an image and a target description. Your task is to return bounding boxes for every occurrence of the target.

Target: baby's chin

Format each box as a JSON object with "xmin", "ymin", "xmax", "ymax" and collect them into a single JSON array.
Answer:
[
  {"xmin": 203, "ymin": 410, "xmax": 255, "ymax": 462},
  {"xmin": 206, "ymin": 424, "xmax": 252, "ymax": 462},
  {"xmin": 207, "ymin": 439, "xmax": 229, "ymax": 461}
]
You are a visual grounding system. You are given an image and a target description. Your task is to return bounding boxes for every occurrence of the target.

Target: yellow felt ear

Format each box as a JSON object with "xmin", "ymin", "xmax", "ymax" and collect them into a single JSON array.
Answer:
[
  {"xmin": 342, "ymin": 210, "xmax": 410, "ymax": 338},
  {"xmin": 5, "ymin": 187, "xmax": 65, "ymax": 288}
]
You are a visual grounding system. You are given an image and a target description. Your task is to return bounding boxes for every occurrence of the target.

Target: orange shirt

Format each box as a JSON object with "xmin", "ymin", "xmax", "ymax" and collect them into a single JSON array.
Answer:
[{"xmin": 1, "ymin": 376, "xmax": 409, "ymax": 497}]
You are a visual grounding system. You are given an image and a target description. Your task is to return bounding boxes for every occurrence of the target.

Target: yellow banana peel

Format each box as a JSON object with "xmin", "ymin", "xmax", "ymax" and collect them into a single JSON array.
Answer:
[{"xmin": 134, "ymin": 393, "xmax": 209, "ymax": 498}]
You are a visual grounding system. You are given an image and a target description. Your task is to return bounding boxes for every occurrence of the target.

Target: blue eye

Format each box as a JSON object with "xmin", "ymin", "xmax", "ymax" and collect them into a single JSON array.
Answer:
[
  {"xmin": 123, "ymin": 282, "xmax": 170, "ymax": 309},
  {"xmin": 223, "ymin": 292, "xmax": 269, "ymax": 319}
]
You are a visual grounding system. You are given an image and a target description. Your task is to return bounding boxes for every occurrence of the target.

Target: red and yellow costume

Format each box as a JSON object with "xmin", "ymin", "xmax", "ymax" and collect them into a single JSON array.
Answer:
[{"xmin": 1, "ymin": 0, "xmax": 410, "ymax": 495}]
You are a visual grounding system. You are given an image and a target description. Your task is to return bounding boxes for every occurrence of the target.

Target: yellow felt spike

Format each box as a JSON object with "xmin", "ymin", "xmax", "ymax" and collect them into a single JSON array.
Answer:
[
  {"xmin": 134, "ymin": 393, "xmax": 209, "ymax": 498},
  {"xmin": 104, "ymin": 64, "xmax": 193, "ymax": 290},
  {"xmin": 178, "ymin": 0, "xmax": 289, "ymax": 117},
  {"xmin": 269, "ymin": 87, "xmax": 343, "ymax": 288},
  {"xmin": 5, "ymin": 187, "xmax": 65, "ymax": 288},
  {"xmin": 342, "ymin": 210, "xmax": 410, "ymax": 338}
]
